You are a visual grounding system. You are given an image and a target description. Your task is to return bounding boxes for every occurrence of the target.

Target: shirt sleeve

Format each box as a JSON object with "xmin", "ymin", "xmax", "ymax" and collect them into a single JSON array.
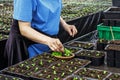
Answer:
[{"xmin": 13, "ymin": 0, "xmax": 33, "ymax": 22}]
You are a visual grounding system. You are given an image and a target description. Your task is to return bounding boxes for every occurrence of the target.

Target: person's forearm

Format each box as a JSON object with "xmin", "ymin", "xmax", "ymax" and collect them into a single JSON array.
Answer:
[
  {"xmin": 18, "ymin": 21, "xmax": 64, "ymax": 52},
  {"xmin": 18, "ymin": 21, "xmax": 51, "ymax": 45},
  {"xmin": 60, "ymin": 16, "xmax": 67, "ymax": 28}
]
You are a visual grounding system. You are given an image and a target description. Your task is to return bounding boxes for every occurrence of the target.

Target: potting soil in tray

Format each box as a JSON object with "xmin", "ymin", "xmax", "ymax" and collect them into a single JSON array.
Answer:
[
  {"xmin": 75, "ymin": 49, "xmax": 105, "ymax": 66},
  {"xmin": 74, "ymin": 68, "xmax": 111, "ymax": 80},
  {"xmin": 0, "ymin": 74, "xmax": 24, "ymax": 80},
  {"xmin": 65, "ymin": 41, "xmax": 94, "ymax": 50},
  {"xmin": 105, "ymin": 73, "xmax": 120, "ymax": 80},
  {"xmin": 63, "ymin": 75, "xmax": 88, "ymax": 80},
  {"xmin": 1, "ymin": 53, "xmax": 58, "ymax": 79},
  {"xmin": 105, "ymin": 44, "xmax": 120, "ymax": 51},
  {"xmin": 108, "ymin": 40, "xmax": 120, "ymax": 45},
  {"xmin": 2, "ymin": 53, "xmax": 91, "ymax": 80},
  {"xmin": 63, "ymin": 46, "xmax": 82, "ymax": 53},
  {"xmin": 96, "ymin": 39, "xmax": 108, "ymax": 51},
  {"xmin": 30, "ymin": 58, "xmax": 91, "ymax": 80}
]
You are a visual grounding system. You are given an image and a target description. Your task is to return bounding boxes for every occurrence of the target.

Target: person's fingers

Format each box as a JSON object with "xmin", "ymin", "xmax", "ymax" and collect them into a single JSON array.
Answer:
[
  {"xmin": 56, "ymin": 39, "xmax": 64, "ymax": 52},
  {"xmin": 48, "ymin": 38, "xmax": 64, "ymax": 52},
  {"xmin": 49, "ymin": 45, "xmax": 55, "ymax": 51},
  {"xmin": 74, "ymin": 26, "xmax": 78, "ymax": 34},
  {"xmin": 69, "ymin": 27, "xmax": 75, "ymax": 37},
  {"xmin": 48, "ymin": 40, "xmax": 58, "ymax": 52},
  {"xmin": 71, "ymin": 25, "xmax": 78, "ymax": 37},
  {"xmin": 52, "ymin": 44, "xmax": 60, "ymax": 52},
  {"xmin": 50, "ymin": 44, "xmax": 63, "ymax": 52},
  {"xmin": 68, "ymin": 29, "xmax": 73, "ymax": 36}
]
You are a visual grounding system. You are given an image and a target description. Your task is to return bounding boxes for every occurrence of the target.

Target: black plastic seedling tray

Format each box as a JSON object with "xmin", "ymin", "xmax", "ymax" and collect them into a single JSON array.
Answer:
[{"xmin": 104, "ymin": 7, "xmax": 120, "ymax": 19}]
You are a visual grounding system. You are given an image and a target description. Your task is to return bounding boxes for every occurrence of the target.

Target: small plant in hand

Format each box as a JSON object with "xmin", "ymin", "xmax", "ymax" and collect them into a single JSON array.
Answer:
[{"xmin": 52, "ymin": 48, "xmax": 73, "ymax": 57}]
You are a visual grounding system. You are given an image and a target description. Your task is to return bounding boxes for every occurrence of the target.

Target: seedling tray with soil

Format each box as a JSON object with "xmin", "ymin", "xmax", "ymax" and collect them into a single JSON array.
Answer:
[
  {"xmin": 31, "ymin": 58, "xmax": 91, "ymax": 80},
  {"xmin": 75, "ymin": 49, "xmax": 105, "ymax": 66},
  {"xmin": 74, "ymin": 68, "xmax": 111, "ymax": 80},
  {"xmin": 105, "ymin": 73, "xmax": 120, "ymax": 80},
  {"xmin": 108, "ymin": 40, "xmax": 120, "ymax": 45},
  {"xmin": 105, "ymin": 44, "xmax": 120, "ymax": 67},
  {"xmin": 105, "ymin": 44, "xmax": 120, "ymax": 51},
  {"xmin": 2, "ymin": 53, "xmax": 57, "ymax": 80},
  {"xmin": 64, "ymin": 46, "xmax": 82, "ymax": 53},
  {"xmin": 0, "ymin": 74, "xmax": 24, "ymax": 80},
  {"xmin": 63, "ymin": 75, "xmax": 88, "ymax": 80},
  {"xmin": 96, "ymin": 39, "xmax": 108, "ymax": 51},
  {"xmin": 65, "ymin": 41, "xmax": 94, "ymax": 50}
]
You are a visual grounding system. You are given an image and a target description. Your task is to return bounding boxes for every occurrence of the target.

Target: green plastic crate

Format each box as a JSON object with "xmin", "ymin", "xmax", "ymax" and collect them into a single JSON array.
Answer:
[{"xmin": 97, "ymin": 23, "xmax": 120, "ymax": 40}]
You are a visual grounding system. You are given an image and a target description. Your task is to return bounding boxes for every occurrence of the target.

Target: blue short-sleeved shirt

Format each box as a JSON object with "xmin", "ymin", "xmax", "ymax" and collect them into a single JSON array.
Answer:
[{"xmin": 13, "ymin": 0, "xmax": 62, "ymax": 58}]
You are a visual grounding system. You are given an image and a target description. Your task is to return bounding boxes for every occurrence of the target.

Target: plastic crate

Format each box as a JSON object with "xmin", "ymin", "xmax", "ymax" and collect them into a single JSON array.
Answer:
[{"xmin": 97, "ymin": 23, "xmax": 120, "ymax": 40}]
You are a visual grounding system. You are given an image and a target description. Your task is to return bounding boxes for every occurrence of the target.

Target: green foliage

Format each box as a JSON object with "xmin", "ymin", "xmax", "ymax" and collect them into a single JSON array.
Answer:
[
  {"xmin": 51, "ymin": 48, "xmax": 72, "ymax": 57},
  {"xmin": 64, "ymin": 48, "xmax": 71, "ymax": 56},
  {"xmin": 73, "ymin": 77, "xmax": 79, "ymax": 80},
  {"xmin": 51, "ymin": 51, "xmax": 62, "ymax": 56}
]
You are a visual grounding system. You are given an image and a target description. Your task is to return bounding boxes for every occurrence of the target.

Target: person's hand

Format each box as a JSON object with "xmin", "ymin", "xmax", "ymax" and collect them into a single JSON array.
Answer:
[
  {"xmin": 60, "ymin": 17, "xmax": 77, "ymax": 37},
  {"xmin": 46, "ymin": 38, "xmax": 64, "ymax": 52},
  {"xmin": 64, "ymin": 24, "xmax": 78, "ymax": 37}
]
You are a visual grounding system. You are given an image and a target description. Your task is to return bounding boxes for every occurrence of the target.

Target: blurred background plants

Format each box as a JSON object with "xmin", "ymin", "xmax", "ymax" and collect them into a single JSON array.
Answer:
[{"xmin": 0, "ymin": 0, "xmax": 112, "ymax": 34}]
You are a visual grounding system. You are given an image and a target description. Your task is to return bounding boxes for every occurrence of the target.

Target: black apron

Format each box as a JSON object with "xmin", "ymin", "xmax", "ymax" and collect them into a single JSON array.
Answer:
[{"xmin": 4, "ymin": 19, "xmax": 57, "ymax": 67}]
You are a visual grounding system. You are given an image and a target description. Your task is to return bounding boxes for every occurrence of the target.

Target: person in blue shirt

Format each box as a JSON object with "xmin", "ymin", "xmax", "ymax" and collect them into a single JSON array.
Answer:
[{"xmin": 4, "ymin": 0, "xmax": 77, "ymax": 66}]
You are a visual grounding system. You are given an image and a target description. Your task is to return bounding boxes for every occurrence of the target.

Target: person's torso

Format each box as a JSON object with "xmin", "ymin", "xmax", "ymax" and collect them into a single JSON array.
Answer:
[
  {"xmin": 14, "ymin": 0, "xmax": 62, "ymax": 35},
  {"xmin": 13, "ymin": 0, "xmax": 62, "ymax": 57},
  {"xmin": 31, "ymin": 0, "xmax": 62, "ymax": 35}
]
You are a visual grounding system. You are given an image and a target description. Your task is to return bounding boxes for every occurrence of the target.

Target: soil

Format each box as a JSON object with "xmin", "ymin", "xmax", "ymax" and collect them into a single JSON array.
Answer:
[
  {"xmin": 31, "ymin": 58, "xmax": 91, "ymax": 80},
  {"xmin": 74, "ymin": 68, "xmax": 110, "ymax": 80},
  {"xmin": 2, "ymin": 53, "xmax": 56, "ymax": 78},
  {"xmin": 76, "ymin": 50, "xmax": 105, "ymax": 58},
  {"xmin": 64, "ymin": 75, "xmax": 87, "ymax": 80},
  {"xmin": 97, "ymin": 39, "xmax": 108, "ymax": 44},
  {"xmin": 32, "ymin": 53, "xmax": 58, "ymax": 61},
  {"xmin": 108, "ymin": 40, "xmax": 120, "ymax": 45},
  {"xmin": 106, "ymin": 73, "xmax": 120, "ymax": 80},
  {"xmin": 64, "ymin": 46, "xmax": 82, "ymax": 53},
  {"xmin": 7, "ymin": 67, "xmax": 27, "ymax": 74},
  {"xmin": 66, "ymin": 41, "xmax": 94, "ymax": 49},
  {"xmin": 0, "ymin": 74, "xmax": 23, "ymax": 80},
  {"xmin": 33, "ymin": 68, "xmax": 72, "ymax": 80},
  {"xmin": 3, "ymin": 56, "xmax": 91, "ymax": 80},
  {"xmin": 105, "ymin": 44, "xmax": 120, "ymax": 51},
  {"xmin": 67, "ymin": 58, "xmax": 91, "ymax": 67}
]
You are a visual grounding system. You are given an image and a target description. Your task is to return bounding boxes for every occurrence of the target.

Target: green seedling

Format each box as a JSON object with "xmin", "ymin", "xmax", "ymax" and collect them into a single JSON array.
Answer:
[{"xmin": 52, "ymin": 48, "xmax": 72, "ymax": 57}]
